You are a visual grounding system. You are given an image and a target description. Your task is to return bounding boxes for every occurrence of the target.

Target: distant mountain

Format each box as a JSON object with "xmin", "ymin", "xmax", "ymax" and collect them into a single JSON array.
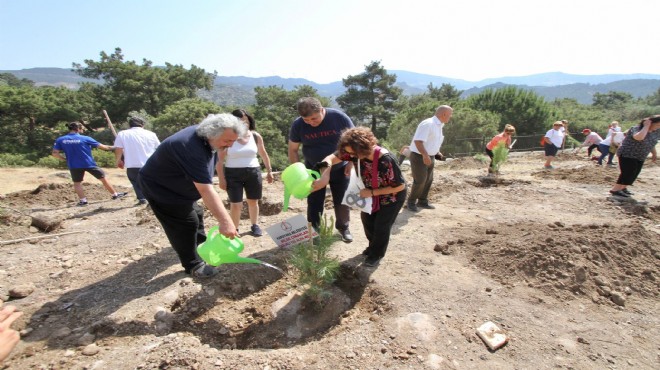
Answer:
[
  {"xmin": 3, "ymin": 67, "xmax": 659, "ymax": 106},
  {"xmin": 462, "ymin": 79, "xmax": 660, "ymax": 104},
  {"xmin": 389, "ymin": 70, "xmax": 660, "ymax": 89},
  {"xmin": 0, "ymin": 67, "xmax": 98, "ymax": 88}
]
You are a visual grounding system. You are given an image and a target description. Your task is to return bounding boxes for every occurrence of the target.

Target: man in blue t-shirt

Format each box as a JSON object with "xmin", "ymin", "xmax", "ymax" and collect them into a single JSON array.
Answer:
[
  {"xmin": 138, "ymin": 113, "xmax": 246, "ymax": 278},
  {"xmin": 288, "ymin": 97, "xmax": 355, "ymax": 242},
  {"xmin": 52, "ymin": 122, "xmax": 127, "ymax": 206}
]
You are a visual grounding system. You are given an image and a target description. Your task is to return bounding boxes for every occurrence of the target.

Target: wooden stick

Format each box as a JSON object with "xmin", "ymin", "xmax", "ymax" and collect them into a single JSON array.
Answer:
[
  {"xmin": 102, "ymin": 110, "xmax": 118, "ymax": 137},
  {"xmin": 0, "ymin": 231, "xmax": 85, "ymax": 246}
]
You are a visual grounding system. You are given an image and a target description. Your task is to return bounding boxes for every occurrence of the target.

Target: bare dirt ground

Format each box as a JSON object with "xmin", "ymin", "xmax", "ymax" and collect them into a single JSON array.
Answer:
[{"xmin": 1, "ymin": 151, "xmax": 659, "ymax": 370}]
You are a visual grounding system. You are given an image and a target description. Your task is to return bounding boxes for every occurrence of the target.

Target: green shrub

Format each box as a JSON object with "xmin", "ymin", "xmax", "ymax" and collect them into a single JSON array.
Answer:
[
  {"xmin": 36, "ymin": 156, "xmax": 68, "ymax": 169},
  {"xmin": 92, "ymin": 150, "xmax": 117, "ymax": 168},
  {"xmin": 0, "ymin": 153, "xmax": 35, "ymax": 167},
  {"xmin": 473, "ymin": 153, "xmax": 489, "ymax": 164}
]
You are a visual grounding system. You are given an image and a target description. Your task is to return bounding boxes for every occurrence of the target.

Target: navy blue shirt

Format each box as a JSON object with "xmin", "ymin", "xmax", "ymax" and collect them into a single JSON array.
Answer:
[
  {"xmin": 289, "ymin": 108, "xmax": 355, "ymax": 167},
  {"xmin": 139, "ymin": 125, "xmax": 215, "ymax": 204}
]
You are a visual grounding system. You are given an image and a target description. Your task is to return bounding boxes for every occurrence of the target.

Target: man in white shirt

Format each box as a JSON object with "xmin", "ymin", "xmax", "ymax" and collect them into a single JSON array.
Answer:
[
  {"xmin": 114, "ymin": 117, "xmax": 160, "ymax": 205},
  {"xmin": 406, "ymin": 105, "xmax": 453, "ymax": 212}
]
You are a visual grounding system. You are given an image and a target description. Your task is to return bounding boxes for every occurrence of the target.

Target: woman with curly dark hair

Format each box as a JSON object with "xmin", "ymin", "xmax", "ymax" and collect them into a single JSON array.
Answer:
[{"xmin": 312, "ymin": 127, "xmax": 406, "ymax": 267}]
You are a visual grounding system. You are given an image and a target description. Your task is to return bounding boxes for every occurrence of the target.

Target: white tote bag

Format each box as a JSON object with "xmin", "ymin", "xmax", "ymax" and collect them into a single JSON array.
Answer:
[{"xmin": 341, "ymin": 159, "xmax": 372, "ymax": 214}]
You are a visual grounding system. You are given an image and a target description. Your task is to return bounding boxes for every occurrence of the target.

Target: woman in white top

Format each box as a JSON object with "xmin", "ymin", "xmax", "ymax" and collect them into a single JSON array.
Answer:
[
  {"xmin": 597, "ymin": 130, "xmax": 625, "ymax": 166},
  {"xmin": 216, "ymin": 109, "xmax": 273, "ymax": 236},
  {"xmin": 542, "ymin": 121, "xmax": 565, "ymax": 169}
]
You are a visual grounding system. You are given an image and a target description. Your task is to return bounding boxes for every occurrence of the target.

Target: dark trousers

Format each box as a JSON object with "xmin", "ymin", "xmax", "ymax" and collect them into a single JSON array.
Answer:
[
  {"xmin": 616, "ymin": 156, "xmax": 644, "ymax": 186},
  {"xmin": 307, "ymin": 165, "xmax": 350, "ymax": 230},
  {"xmin": 361, "ymin": 189, "xmax": 406, "ymax": 259},
  {"xmin": 485, "ymin": 148, "xmax": 494, "ymax": 171},
  {"xmin": 127, "ymin": 167, "xmax": 145, "ymax": 200},
  {"xmin": 146, "ymin": 198, "xmax": 206, "ymax": 272},
  {"xmin": 587, "ymin": 144, "xmax": 600, "ymax": 157},
  {"xmin": 408, "ymin": 152, "xmax": 434, "ymax": 205}
]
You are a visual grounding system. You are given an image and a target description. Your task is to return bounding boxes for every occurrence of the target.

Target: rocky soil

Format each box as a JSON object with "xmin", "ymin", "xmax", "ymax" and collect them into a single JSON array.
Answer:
[{"xmin": 0, "ymin": 150, "xmax": 658, "ymax": 370}]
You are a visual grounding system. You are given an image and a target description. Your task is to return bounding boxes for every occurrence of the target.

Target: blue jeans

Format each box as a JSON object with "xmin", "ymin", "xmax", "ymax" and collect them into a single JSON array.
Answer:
[
  {"xmin": 127, "ymin": 167, "xmax": 145, "ymax": 200},
  {"xmin": 597, "ymin": 144, "xmax": 614, "ymax": 165}
]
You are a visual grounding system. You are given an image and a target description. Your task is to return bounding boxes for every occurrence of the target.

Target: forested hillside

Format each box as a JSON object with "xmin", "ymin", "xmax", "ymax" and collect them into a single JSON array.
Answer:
[{"xmin": 1, "ymin": 50, "xmax": 659, "ymax": 172}]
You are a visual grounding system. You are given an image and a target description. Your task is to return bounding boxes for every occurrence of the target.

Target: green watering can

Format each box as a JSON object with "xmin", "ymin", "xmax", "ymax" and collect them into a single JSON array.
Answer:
[
  {"xmin": 281, "ymin": 162, "xmax": 320, "ymax": 211},
  {"xmin": 197, "ymin": 226, "xmax": 262, "ymax": 266}
]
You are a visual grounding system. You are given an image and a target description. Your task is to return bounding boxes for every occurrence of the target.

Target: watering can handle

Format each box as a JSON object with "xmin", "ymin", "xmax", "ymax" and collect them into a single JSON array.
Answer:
[
  {"xmin": 308, "ymin": 169, "xmax": 321, "ymax": 179},
  {"xmin": 207, "ymin": 225, "xmax": 219, "ymax": 239}
]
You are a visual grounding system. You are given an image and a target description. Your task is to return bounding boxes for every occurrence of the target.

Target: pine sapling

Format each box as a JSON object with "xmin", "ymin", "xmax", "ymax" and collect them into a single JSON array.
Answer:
[
  {"xmin": 491, "ymin": 141, "xmax": 509, "ymax": 173},
  {"xmin": 288, "ymin": 214, "xmax": 340, "ymax": 306}
]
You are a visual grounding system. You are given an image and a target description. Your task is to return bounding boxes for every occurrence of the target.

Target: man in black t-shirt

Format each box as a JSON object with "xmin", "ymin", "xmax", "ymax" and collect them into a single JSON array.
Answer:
[
  {"xmin": 139, "ymin": 113, "xmax": 246, "ymax": 278},
  {"xmin": 288, "ymin": 97, "xmax": 355, "ymax": 243}
]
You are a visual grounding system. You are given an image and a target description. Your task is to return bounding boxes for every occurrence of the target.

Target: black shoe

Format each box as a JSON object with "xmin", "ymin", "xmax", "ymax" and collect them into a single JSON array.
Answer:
[
  {"xmin": 621, "ymin": 188, "xmax": 633, "ymax": 195},
  {"xmin": 407, "ymin": 203, "xmax": 419, "ymax": 212},
  {"xmin": 112, "ymin": 192, "xmax": 128, "ymax": 200},
  {"xmin": 77, "ymin": 200, "xmax": 88, "ymax": 207},
  {"xmin": 364, "ymin": 256, "xmax": 382, "ymax": 267},
  {"xmin": 189, "ymin": 262, "xmax": 219, "ymax": 278},
  {"xmin": 609, "ymin": 190, "xmax": 630, "ymax": 198},
  {"xmin": 339, "ymin": 229, "xmax": 353, "ymax": 243},
  {"xmin": 250, "ymin": 224, "xmax": 263, "ymax": 237},
  {"xmin": 417, "ymin": 202, "xmax": 436, "ymax": 210},
  {"xmin": 137, "ymin": 199, "xmax": 148, "ymax": 205}
]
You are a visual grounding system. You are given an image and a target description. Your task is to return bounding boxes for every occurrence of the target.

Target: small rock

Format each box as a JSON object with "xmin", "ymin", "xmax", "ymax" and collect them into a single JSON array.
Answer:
[
  {"xmin": 610, "ymin": 291, "xmax": 626, "ymax": 306},
  {"xmin": 9, "ymin": 283, "xmax": 35, "ymax": 298},
  {"xmin": 51, "ymin": 327, "xmax": 72, "ymax": 339},
  {"xmin": 154, "ymin": 307, "xmax": 174, "ymax": 324},
  {"xmin": 433, "ymin": 243, "xmax": 450, "ymax": 255},
  {"xmin": 81, "ymin": 343, "xmax": 100, "ymax": 356},
  {"xmin": 575, "ymin": 266, "xmax": 588, "ymax": 283},
  {"xmin": 577, "ymin": 337, "xmax": 590, "ymax": 344},
  {"xmin": 77, "ymin": 333, "xmax": 96, "ymax": 346},
  {"xmin": 593, "ymin": 276, "xmax": 609, "ymax": 287}
]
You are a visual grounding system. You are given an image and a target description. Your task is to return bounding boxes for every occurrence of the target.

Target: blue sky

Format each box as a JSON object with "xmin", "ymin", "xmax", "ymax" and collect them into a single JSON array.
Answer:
[{"xmin": 1, "ymin": 0, "xmax": 659, "ymax": 83}]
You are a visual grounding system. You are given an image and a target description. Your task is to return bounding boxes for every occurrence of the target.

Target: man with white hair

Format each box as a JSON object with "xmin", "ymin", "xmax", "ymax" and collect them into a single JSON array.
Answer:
[{"xmin": 138, "ymin": 114, "xmax": 246, "ymax": 278}]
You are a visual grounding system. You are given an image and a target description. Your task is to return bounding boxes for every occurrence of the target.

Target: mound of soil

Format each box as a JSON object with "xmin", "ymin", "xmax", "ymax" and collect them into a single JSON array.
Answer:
[{"xmin": 1, "ymin": 150, "xmax": 659, "ymax": 369}]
